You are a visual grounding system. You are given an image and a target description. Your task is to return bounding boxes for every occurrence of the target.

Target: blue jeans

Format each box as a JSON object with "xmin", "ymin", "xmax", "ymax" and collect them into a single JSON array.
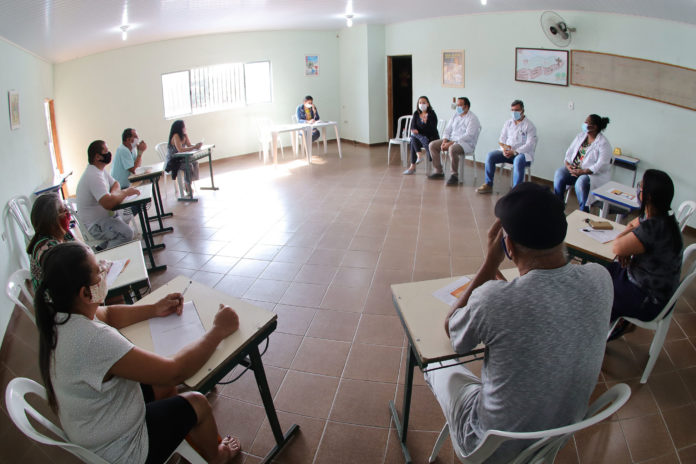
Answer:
[
  {"xmin": 484, "ymin": 150, "xmax": 530, "ymax": 187},
  {"xmin": 410, "ymin": 134, "xmax": 431, "ymax": 164},
  {"xmin": 311, "ymin": 129, "xmax": 320, "ymax": 142},
  {"xmin": 554, "ymin": 167, "xmax": 591, "ymax": 211}
]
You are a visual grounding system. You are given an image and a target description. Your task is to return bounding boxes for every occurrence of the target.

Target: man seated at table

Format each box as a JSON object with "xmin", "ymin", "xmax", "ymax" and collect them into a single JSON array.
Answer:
[
  {"xmin": 76, "ymin": 140, "xmax": 140, "ymax": 250},
  {"xmin": 428, "ymin": 183, "xmax": 612, "ymax": 462},
  {"xmin": 477, "ymin": 100, "xmax": 537, "ymax": 194},
  {"xmin": 296, "ymin": 95, "xmax": 321, "ymax": 142},
  {"xmin": 111, "ymin": 128, "xmax": 147, "ymax": 188}
]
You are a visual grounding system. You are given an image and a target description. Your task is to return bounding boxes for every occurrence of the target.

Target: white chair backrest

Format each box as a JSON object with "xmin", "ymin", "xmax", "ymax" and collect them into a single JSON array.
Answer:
[
  {"xmin": 648, "ymin": 243, "xmax": 696, "ymax": 323},
  {"xmin": 455, "ymin": 383, "xmax": 631, "ymax": 463},
  {"xmin": 6, "ymin": 269, "xmax": 34, "ymax": 324},
  {"xmin": 6, "ymin": 377, "xmax": 206, "ymax": 464},
  {"xmin": 256, "ymin": 117, "xmax": 273, "ymax": 143},
  {"xmin": 7, "ymin": 195, "xmax": 34, "ymax": 243},
  {"xmin": 393, "ymin": 115, "xmax": 411, "ymax": 139},
  {"xmin": 437, "ymin": 119, "xmax": 447, "ymax": 137},
  {"xmin": 676, "ymin": 200, "xmax": 696, "ymax": 232},
  {"xmin": 155, "ymin": 142, "xmax": 168, "ymax": 163},
  {"xmin": 291, "ymin": 114, "xmax": 299, "ymax": 124}
]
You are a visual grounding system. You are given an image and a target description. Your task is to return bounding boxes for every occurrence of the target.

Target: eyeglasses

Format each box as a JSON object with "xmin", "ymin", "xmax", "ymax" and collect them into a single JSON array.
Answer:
[{"xmin": 500, "ymin": 233, "xmax": 512, "ymax": 260}]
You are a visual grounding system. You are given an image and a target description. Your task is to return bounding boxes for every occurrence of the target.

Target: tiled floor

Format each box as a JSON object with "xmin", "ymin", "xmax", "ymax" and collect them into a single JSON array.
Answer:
[{"xmin": 2, "ymin": 143, "xmax": 696, "ymax": 463}]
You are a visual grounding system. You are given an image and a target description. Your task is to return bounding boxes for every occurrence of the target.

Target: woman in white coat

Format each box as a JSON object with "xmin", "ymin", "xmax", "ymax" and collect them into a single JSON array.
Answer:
[{"xmin": 553, "ymin": 114, "xmax": 612, "ymax": 211}]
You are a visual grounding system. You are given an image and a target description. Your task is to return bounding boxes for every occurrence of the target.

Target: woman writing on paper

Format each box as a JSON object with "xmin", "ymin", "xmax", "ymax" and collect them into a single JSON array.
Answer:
[
  {"xmin": 403, "ymin": 96, "xmax": 439, "ymax": 175},
  {"xmin": 553, "ymin": 114, "xmax": 612, "ymax": 212},
  {"xmin": 35, "ymin": 242, "xmax": 242, "ymax": 463},
  {"xmin": 608, "ymin": 169, "xmax": 683, "ymax": 339},
  {"xmin": 165, "ymin": 120, "xmax": 202, "ymax": 196}
]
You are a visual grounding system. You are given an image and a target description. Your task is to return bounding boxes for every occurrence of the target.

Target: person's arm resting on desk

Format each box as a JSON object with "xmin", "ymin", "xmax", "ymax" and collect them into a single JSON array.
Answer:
[
  {"xmin": 612, "ymin": 218, "xmax": 645, "ymax": 265},
  {"xmin": 108, "ymin": 304, "xmax": 240, "ymax": 386},
  {"xmin": 98, "ymin": 181, "xmax": 139, "ymax": 210},
  {"xmin": 96, "ymin": 293, "xmax": 184, "ymax": 329}
]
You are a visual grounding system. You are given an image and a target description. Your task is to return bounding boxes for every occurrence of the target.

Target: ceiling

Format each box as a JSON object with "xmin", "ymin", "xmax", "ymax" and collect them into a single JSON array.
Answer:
[{"xmin": 1, "ymin": 0, "xmax": 695, "ymax": 63}]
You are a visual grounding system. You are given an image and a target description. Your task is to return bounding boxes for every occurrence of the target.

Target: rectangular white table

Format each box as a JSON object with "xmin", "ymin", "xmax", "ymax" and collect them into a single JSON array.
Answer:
[
  {"xmin": 120, "ymin": 276, "xmax": 299, "ymax": 463},
  {"xmin": 565, "ymin": 210, "xmax": 625, "ymax": 263},
  {"xmin": 172, "ymin": 144, "xmax": 219, "ymax": 202},
  {"xmin": 591, "ymin": 180, "xmax": 640, "ymax": 220},
  {"xmin": 96, "ymin": 240, "xmax": 149, "ymax": 303},
  {"xmin": 270, "ymin": 121, "xmax": 343, "ymax": 165},
  {"xmin": 389, "ymin": 268, "xmax": 519, "ymax": 463}
]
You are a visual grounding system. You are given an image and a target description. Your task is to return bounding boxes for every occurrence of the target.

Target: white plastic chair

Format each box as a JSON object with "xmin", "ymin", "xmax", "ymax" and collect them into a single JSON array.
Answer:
[
  {"xmin": 496, "ymin": 158, "xmax": 532, "ymax": 186},
  {"xmin": 65, "ymin": 200, "xmax": 103, "ymax": 251},
  {"xmin": 256, "ymin": 117, "xmax": 285, "ymax": 163},
  {"xmin": 6, "ymin": 269, "xmax": 34, "ymax": 324},
  {"xmin": 5, "ymin": 377, "xmax": 205, "ymax": 464},
  {"xmin": 609, "ymin": 243, "xmax": 696, "ymax": 384},
  {"xmin": 155, "ymin": 142, "xmax": 183, "ymax": 197},
  {"xmin": 387, "ymin": 115, "xmax": 412, "ymax": 166},
  {"xmin": 429, "ymin": 383, "xmax": 631, "ymax": 464},
  {"xmin": 676, "ymin": 200, "xmax": 696, "ymax": 232},
  {"xmin": 291, "ymin": 114, "xmax": 318, "ymax": 157},
  {"xmin": 424, "ymin": 119, "xmax": 449, "ymax": 175},
  {"xmin": 7, "ymin": 195, "xmax": 34, "ymax": 243},
  {"xmin": 442, "ymin": 126, "xmax": 481, "ymax": 184}
]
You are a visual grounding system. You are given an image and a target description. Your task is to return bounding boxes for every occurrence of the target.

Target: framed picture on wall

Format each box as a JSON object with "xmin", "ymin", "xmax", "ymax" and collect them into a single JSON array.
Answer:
[
  {"xmin": 515, "ymin": 48, "xmax": 569, "ymax": 86},
  {"xmin": 305, "ymin": 55, "xmax": 319, "ymax": 76},
  {"xmin": 8, "ymin": 90, "xmax": 20, "ymax": 130},
  {"xmin": 442, "ymin": 50, "xmax": 465, "ymax": 87}
]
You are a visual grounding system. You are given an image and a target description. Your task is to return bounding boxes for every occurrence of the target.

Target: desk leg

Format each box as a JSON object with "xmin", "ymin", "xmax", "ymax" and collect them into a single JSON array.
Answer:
[
  {"xmin": 148, "ymin": 178, "xmax": 173, "ymax": 234},
  {"xmin": 305, "ymin": 127, "xmax": 313, "ymax": 163},
  {"xmin": 388, "ymin": 344, "xmax": 415, "ymax": 463},
  {"xmin": 322, "ymin": 127, "xmax": 328, "ymax": 154},
  {"xmin": 249, "ymin": 345, "xmax": 300, "ymax": 463},
  {"xmin": 599, "ymin": 200, "xmax": 609, "ymax": 218},
  {"xmin": 200, "ymin": 150, "xmax": 219, "ymax": 191},
  {"xmin": 138, "ymin": 206, "xmax": 167, "ymax": 272},
  {"xmin": 334, "ymin": 125, "xmax": 342, "ymax": 158},
  {"xmin": 151, "ymin": 176, "xmax": 173, "ymax": 219},
  {"xmin": 271, "ymin": 132, "xmax": 279, "ymax": 166}
]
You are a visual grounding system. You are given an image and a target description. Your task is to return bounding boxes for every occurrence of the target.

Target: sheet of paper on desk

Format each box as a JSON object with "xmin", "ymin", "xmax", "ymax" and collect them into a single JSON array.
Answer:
[
  {"xmin": 105, "ymin": 258, "xmax": 129, "ymax": 287},
  {"xmin": 433, "ymin": 276, "xmax": 472, "ymax": 306},
  {"xmin": 123, "ymin": 192, "xmax": 139, "ymax": 202},
  {"xmin": 149, "ymin": 301, "xmax": 206, "ymax": 357},
  {"xmin": 579, "ymin": 227, "xmax": 621, "ymax": 244}
]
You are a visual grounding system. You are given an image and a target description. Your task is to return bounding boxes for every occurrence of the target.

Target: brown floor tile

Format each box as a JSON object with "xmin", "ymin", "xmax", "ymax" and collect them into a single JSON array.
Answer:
[
  {"xmin": 273, "ymin": 304, "xmax": 316, "ymax": 336},
  {"xmin": 646, "ymin": 370, "xmax": 692, "ymax": 411},
  {"xmin": 307, "ymin": 248, "xmax": 346, "ymax": 266},
  {"xmin": 314, "ymin": 421, "xmax": 389, "ymax": 464},
  {"xmin": 661, "ymin": 403, "xmax": 696, "ymax": 449},
  {"xmin": 293, "ymin": 264, "xmax": 338, "ymax": 285},
  {"xmin": 608, "ymin": 380, "xmax": 659, "ymax": 420},
  {"xmin": 215, "ymin": 274, "xmax": 256, "ymax": 298},
  {"xmin": 191, "ymin": 270, "xmax": 224, "ymax": 288},
  {"xmin": 555, "ymin": 438, "xmax": 580, "ymax": 464},
  {"xmin": 341, "ymin": 250, "xmax": 379, "ymax": 269},
  {"xmin": 274, "ymin": 246, "xmax": 314, "ymax": 264},
  {"xmin": 218, "ymin": 365, "xmax": 287, "ymax": 406},
  {"xmin": 394, "ymin": 383, "xmax": 446, "ymax": 431},
  {"xmin": 574, "ymin": 421, "xmax": 632, "ymax": 464},
  {"xmin": 244, "ymin": 244, "xmax": 282, "ymax": 261},
  {"xmin": 602, "ymin": 339, "xmax": 645, "ymax": 382},
  {"xmin": 678, "ymin": 444, "xmax": 696, "ymax": 463},
  {"xmin": 229, "ymin": 258, "xmax": 270, "ymax": 278},
  {"xmin": 674, "ymin": 313, "xmax": 696, "ymax": 337},
  {"xmin": 384, "ymin": 427, "xmax": 455, "ymax": 464},
  {"xmin": 290, "ymin": 337, "xmax": 351, "ymax": 377},
  {"xmin": 620, "ymin": 413, "xmax": 674, "ymax": 462},
  {"xmin": 200, "ymin": 254, "xmax": 238, "ymax": 273},
  {"xmin": 242, "ymin": 278, "xmax": 290, "ymax": 303},
  {"xmin": 209, "ymin": 394, "xmax": 267, "ymax": 451},
  {"xmin": 306, "ymin": 310, "xmax": 360, "ymax": 342},
  {"xmin": 280, "ymin": 282, "xmax": 327, "ymax": 307},
  {"xmin": 273, "ymin": 370, "xmax": 339, "ymax": 418},
  {"xmin": 343, "ymin": 343, "xmax": 401, "ymax": 383},
  {"xmin": 249, "ymin": 411, "xmax": 326, "ymax": 463},
  {"xmin": 258, "ymin": 261, "xmax": 301, "ymax": 281},
  {"xmin": 663, "ymin": 339, "xmax": 696, "ymax": 369},
  {"xmin": 679, "ymin": 366, "xmax": 696, "ymax": 402},
  {"xmin": 333, "ymin": 266, "xmax": 374, "ymax": 288},
  {"xmin": 262, "ymin": 332, "xmax": 303, "ymax": 369},
  {"xmin": 320, "ymin": 283, "xmax": 367, "ymax": 312},
  {"xmin": 354, "ymin": 314, "xmax": 404, "ymax": 347},
  {"xmin": 176, "ymin": 252, "xmax": 213, "ymax": 270},
  {"xmin": 329, "ymin": 378, "xmax": 396, "ymax": 427}
]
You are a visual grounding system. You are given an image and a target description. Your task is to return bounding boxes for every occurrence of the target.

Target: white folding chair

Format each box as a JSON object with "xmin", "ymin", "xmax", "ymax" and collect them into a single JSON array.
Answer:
[
  {"xmin": 5, "ymin": 377, "xmax": 205, "ymax": 464},
  {"xmin": 7, "ymin": 195, "xmax": 34, "ymax": 243},
  {"xmin": 429, "ymin": 383, "xmax": 631, "ymax": 464},
  {"xmin": 6, "ymin": 269, "xmax": 34, "ymax": 324},
  {"xmin": 387, "ymin": 115, "xmax": 411, "ymax": 166},
  {"xmin": 64, "ymin": 200, "xmax": 103, "ymax": 251},
  {"xmin": 496, "ymin": 159, "xmax": 532, "ymax": 186},
  {"xmin": 256, "ymin": 117, "xmax": 285, "ymax": 163},
  {"xmin": 676, "ymin": 200, "xmax": 696, "ymax": 232},
  {"xmin": 155, "ymin": 142, "xmax": 183, "ymax": 198},
  {"xmin": 609, "ymin": 243, "xmax": 696, "ymax": 383},
  {"xmin": 442, "ymin": 126, "xmax": 481, "ymax": 184}
]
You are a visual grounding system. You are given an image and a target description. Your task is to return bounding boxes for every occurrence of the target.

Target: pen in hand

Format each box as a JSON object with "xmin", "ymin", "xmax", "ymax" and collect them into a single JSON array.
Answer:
[{"xmin": 181, "ymin": 280, "xmax": 193, "ymax": 302}]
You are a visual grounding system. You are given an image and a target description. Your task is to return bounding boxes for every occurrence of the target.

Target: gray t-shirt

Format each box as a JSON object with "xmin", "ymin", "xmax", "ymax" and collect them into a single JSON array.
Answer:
[
  {"xmin": 448, "ymin": 263, "xmax": 612, "ymax": 462},
  {"xmin": 52, "ymin": 314, "xmax": 148, "ymax": 464},
  {"xmin": 76, "ymin": 164, "xmax": 116, "ymax": 228}
]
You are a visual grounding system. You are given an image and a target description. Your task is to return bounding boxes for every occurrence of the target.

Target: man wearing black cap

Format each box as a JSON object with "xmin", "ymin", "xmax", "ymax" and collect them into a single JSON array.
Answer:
[{"xmin": 425, "ymin": 183, "xmax": 612, "ymax": 462}]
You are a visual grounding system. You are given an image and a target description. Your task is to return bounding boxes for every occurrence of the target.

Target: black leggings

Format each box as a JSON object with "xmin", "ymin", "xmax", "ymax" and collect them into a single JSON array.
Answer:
[
  {"xmin": 141, "ymin": 384, "xmax": 198, "ymax": 464},
  {"xmin": 607, "ymin": 262, "xmax": 663, "ymax": 322}
]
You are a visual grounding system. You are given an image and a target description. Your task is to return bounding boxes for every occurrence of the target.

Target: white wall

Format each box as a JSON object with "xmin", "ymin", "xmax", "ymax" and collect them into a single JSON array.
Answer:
[
  {"xmin": 384, "ymin": 12, "xmax": 696, "ymax": 224},
  {"xmin": 54, "ymin": 29, "xmax": 340, "ymax": 194},
  {"xmin": 0, "ymin": 38, "xmax": 55, "ymax": 340},
  {"xmin": 366, "ymin": 24, "xmax": 387, "ymax": 144},
  {"xmin": 338, "ymin": 25, "xmax": 370, "ymax": 143}
]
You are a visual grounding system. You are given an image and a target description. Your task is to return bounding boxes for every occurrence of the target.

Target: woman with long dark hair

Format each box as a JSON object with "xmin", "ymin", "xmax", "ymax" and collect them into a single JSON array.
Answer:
[
  {"xmin": 403, "ymin": 96, "xmax": 439, "ymax": 175},
  {"xmin": 165, "ymin": 120, "xmax": 202, "ymax": 196},
  {"xmin": 608, "ymin": 169, "xmax": 683, "ymax": 337},
  {"xmin": 26, "ymin": 193, "xmax": 75, "ymax": 290},
  {"xmin": 36, "ymin": 242, "xmax": 241, "ymax": 463}
]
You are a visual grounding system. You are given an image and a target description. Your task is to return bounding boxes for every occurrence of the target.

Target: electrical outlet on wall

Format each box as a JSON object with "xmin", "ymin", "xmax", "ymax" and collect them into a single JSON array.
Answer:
[{"xmin": 568, "ymin": 101, "xmax": 574, "ymax": 110}]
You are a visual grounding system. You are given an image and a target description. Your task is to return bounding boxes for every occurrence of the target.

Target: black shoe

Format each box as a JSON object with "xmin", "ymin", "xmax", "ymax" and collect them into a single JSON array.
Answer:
[
  {"xmin": 446, "ymin": 175, "xmax": 459, "ymax": 186},
  {"xmin": 428, "ymin": 172, "xmax": 445, "ymax": 179},
  {"xmin": 607, "ymin": 320, "xmax": 635, "ymax": 341}
]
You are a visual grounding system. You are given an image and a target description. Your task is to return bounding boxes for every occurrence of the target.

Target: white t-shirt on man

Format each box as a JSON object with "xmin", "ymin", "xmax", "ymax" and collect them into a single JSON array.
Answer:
[{"xmin": 76, "ymin": 164, "xmax": 115, "ymax": 227}]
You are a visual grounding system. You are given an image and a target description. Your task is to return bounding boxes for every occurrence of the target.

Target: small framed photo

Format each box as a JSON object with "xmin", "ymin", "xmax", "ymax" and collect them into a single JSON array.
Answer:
[
  {"xmin": 515, "ymin": 48, "xmax": 569, "ymax": 86},
  {"xmin": 305, "ymin": 55, "xmax": 319, "ymax": 76},
  {"xmin": 442, "ymin": 50, "xmax": 465, "ymax": 88},
  {"xmin": 8, "ymin": 90, "xmax": 20, "ymax": 130}
]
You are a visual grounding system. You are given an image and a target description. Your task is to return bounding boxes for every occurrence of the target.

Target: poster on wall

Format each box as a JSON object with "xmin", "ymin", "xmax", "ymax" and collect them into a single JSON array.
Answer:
[
  {"xmin": 515, "ymin": 48, "xmax": 569, "ymax": 86},
  {"xmin": 305, "ymin": 55, "xmax": 319, "ymax": 76},
  {"xmin": 442, "ymin": 50, "xmax": 465, "ymax": 88},
  {"xmin": 8, "ymin": 90, "xmax": 20, "ymax": 130}
]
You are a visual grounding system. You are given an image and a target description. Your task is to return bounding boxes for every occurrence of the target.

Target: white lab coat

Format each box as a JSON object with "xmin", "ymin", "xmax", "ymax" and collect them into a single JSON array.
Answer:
[
  {"xmin": 443, "ymin": 110, "xmax": 482, "ymax": 153},
  {"xmin": 564, "ymin": 132, "xmax": 613, "ymax": 191},
  {"xmin": 499, "ymin": 117, "xmax": 537, "ymax": 162}
]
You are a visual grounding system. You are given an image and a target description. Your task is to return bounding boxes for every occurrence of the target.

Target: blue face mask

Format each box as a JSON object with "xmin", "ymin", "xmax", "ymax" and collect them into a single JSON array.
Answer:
[
  {"xmin": 512, "ymin": 111, "xmax": 522, "ymax": 121},
  {"xmin": 582, "ymin": 123, "xmax": 589, "ymax": 133},
  {"xmin": 456, "ymin": 106, "xmax": 464, "ymax": 115},
  {"xmin": 500, "ymin": 235, "xmax": 512, "ymax": 260}
]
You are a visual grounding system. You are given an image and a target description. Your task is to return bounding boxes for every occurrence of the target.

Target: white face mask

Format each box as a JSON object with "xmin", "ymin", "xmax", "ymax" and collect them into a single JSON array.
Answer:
[
  {"xmin": 305, "ymin": 103, "xmax": 312, "ymax": 109},
  {"xmin": 418, "ymin": 103, "xmax": 428, "ymax": 112},
  {"xmin": 132, "ymin": 138, "xmax": 140, "ymax": 149},
  {"xmin": 89, "ymin": 270, "xmax": 108, "ymax": 303}
]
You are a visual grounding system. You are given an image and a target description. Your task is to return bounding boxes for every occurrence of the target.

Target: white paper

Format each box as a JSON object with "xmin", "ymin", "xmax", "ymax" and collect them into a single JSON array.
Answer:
[
  {"xmin": 432, "ymin": 276, "xmax": 472, "ymax": 306},
  {"xmin": 579, "ymin": 227, "xmax": 622, "ymax": 244},
  {"xmin": 123, "ymin": 192, "xmax": 139, "ymax": 202},
  {"xmin": 149, "ymin": 301, "xmax": 206, "ymax": 357},
  {"xmin": 105, "ymin": 258, "xmax": 128, "ymax": 287}
]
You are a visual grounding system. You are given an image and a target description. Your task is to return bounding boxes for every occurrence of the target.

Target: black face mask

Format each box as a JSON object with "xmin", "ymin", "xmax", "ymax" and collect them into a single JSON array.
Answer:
[{"xmin": 100, "ymin": 151, "xmax": 112, "ymax": 164}]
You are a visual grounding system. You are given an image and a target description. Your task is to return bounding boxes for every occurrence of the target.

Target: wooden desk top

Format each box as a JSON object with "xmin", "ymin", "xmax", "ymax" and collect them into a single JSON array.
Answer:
[
  {"xmin": 95, "ymin": 240, "xmax": 149, "ymax": 291},
  {"xmin": 120, "ymin": 276, "xmax": 276, "ymax": 389},
  {"xmin": 391, "ymin": 268, "xmax": 519, "ymax": 367},
  {"xmin": 565, "ymin": 210, "xmax": 625, "ymax": 262}
]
